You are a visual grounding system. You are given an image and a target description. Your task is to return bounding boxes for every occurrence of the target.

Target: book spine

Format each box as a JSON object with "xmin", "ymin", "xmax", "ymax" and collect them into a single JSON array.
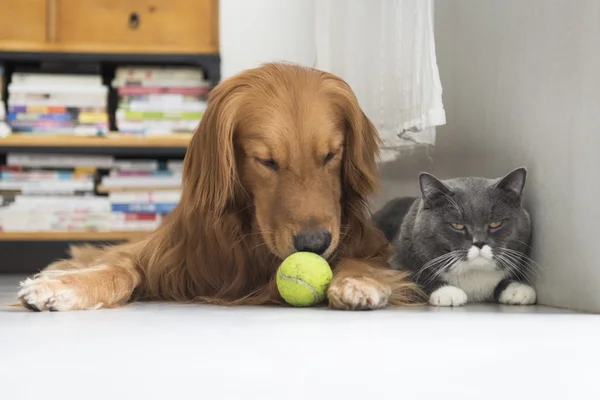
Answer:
[
  {"xmin": 108, "ymin": 190, "xmax": 181, "ymax": 203},
  {"xmin": 112, "ymin": 160, "xmax": 159, "ymax": 171},
  {"xmin": 101, "ymin": 175, "xmax": 182, "ymax": 187},
  {"xmin": 111, "ymin": 212, "xmax": 160, "ymax": 221},
  {"xmin": 117, "ymin": 87, "xmax": 210, "ymax": 96},
  {"xmin": 11, "ymin": 73, "xmax": 103, "ymax": 86},
  {"xmin": 8, "ymin": 112, "xmax": 76, "ymax": 122},
  {"xmin": 0, "ymin": 171, "xmax": 75, "ymax": 180},
  {"xmin": 116, "ymin": 110, "xmax": 204, "ymax": 121},
  {"xmin": 7, "ymin": 153, "xmax": 114, "ymax": 169},
  {"xmin": 109, "ymin": 170, "xmax": 174, "ymax": 177},
  {"xmin": 0, "ymin": 180, "xmax": 95, "ymax": 192},
  {"xmin": 115, "ymin": 67, "xmax": 205, "ymax": 81},
  {"xmin": 111, "ymin": 203, "xmax": 177, "ymax": 214}
]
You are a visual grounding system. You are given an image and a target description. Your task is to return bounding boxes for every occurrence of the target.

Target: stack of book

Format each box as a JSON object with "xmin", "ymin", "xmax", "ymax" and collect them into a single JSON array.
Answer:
[
  {"xmin": 112, "ymin": 66, "xmax": 210, "ymax": 135},
  {"xmin": 101, "ymin": 159, "xmax": 182, "ymax": 231},
  {"xmin": 0, "ymin": 153, "xmax": 183, "ymax": 233},
  {"xmin": 6, "ymin": 72, "xmax": 109, "ymax": 135},
  {"xmin": 0, "ymin": 65, "xmax": 10, "ymax": 136},
  {"xmin": 0, "ymin": 153, "xmax": 111, "ymax": 232}
]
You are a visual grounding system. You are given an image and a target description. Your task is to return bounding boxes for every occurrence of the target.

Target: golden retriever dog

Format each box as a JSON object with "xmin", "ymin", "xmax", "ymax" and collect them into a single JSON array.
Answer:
[{"xmin": 17, "ymin": 63, "xmax": 418, "ymax": 311}]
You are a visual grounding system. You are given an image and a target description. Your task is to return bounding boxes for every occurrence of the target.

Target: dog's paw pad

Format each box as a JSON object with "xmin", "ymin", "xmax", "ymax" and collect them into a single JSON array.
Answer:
[
  {"xmin": 18, "ymin": 277, "xmax": 79, "ymax": 312},
  {"xmin": 328, "ymin": 277, "xmax": 390, "ymax": 310},
  {"xmin": 429, "ymin": 285, "xmax": 468, "ymax": 307}
]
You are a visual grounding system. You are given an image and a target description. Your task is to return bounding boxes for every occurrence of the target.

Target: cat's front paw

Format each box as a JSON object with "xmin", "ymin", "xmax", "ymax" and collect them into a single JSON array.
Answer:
[
  {"xmin": 498, "ymin": 282, "xmax": 536, "ymax": 305},
  {"xmin": 429, "ymin": 285, "xmax": 468, "ymax": 307}
]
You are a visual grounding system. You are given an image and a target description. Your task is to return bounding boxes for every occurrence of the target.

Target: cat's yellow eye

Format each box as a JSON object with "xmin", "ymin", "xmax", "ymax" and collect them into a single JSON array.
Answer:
[
  {"xmin": 489, "ymin": 221, "xmax": 503, "ymax": 229},
  {"xmin": 450, "ymin": 223, "xmax": 465, "ymax": 230}
]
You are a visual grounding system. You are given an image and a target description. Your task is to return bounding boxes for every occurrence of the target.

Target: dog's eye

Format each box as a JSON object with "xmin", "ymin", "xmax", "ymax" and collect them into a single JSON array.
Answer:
[
  {"xmin": 450, "ymin": 223, "xmax": 465, "ymax": 231},
  {"xmin": 323, "ymin": 152, "xmax": 336, "ymax": 164},
  {"xmin": 489, "ymin": 221, "xmax": 503, "ymax": 229},
  {"xmin": 256, "ymin": 157, "xmax": 279, "ymax": 171}
]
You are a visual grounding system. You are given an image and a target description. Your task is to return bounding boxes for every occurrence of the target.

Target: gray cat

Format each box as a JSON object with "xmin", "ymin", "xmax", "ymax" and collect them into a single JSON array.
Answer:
[{"xmin": 373, "ymin": 168, "xmax": 537, "ymax": 306}]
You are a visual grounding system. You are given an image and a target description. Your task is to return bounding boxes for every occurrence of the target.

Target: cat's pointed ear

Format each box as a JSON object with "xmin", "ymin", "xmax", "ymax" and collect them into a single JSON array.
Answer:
[
  {"xmin": 495, "ymin": 167, "xmax": 527, "ymax": 198},
  {"xmin": 419, "ymin": 172, "xmax": 451, "ymax": 204}
]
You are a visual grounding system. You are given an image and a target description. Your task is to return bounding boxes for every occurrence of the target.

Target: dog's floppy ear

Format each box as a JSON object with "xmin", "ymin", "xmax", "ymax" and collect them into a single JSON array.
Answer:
[
  {"xmin": 326, "ymin": 76, "xmax": 381, "ymax": 205},
  {"xmin": 182, "ymin": 76, "xmax": 247, "ymax": 216}
]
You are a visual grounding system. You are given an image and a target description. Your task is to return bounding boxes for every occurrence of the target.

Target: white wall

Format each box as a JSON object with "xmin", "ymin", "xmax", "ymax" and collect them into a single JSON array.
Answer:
[
  {"xmin": 219, "ymin": 0, "xmax": 316, "ymax": 79},
  {"xmin": 398, "ymin": 0, "xmax": 600, "ymax": 312},
  {"xmin": 218, "ymin": 0, "xmax": 600, "ymax": 312}
]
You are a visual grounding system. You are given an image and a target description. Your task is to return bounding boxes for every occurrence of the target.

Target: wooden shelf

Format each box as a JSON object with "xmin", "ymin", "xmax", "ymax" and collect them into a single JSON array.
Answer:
[
  {"xmin": 0, "ymin": 133, "xmax": 193, "ymax": 148},
  {"xmin": 0, "ymin": 231, "xmax": 150, "ymax": 242}
]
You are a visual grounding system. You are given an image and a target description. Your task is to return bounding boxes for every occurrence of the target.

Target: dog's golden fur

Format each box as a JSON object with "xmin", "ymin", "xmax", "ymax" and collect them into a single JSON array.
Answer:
[{"xmin": 18, "ymin": 63, "xmax": 419, "ymax": 311}]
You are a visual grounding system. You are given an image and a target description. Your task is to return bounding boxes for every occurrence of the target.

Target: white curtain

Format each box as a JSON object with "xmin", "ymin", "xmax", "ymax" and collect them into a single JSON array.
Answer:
[{"xmin": 315, "ymin": 0, "xmax": 446, "ymax": 162}]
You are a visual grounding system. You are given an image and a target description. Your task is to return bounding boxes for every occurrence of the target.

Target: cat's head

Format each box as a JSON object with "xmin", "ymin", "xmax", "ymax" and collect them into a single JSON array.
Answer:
[{"xmin": 416, "ymin": 167, "xmax": 531, "ymax": 272}]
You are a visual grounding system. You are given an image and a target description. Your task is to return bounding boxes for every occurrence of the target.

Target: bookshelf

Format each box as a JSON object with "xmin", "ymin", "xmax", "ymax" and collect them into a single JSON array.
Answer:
[
  {"xmin": 0, "ymin": 133, "xmax": 192, "ymax": 157},
  {"xmin": 0, "ymin": 1, "xmax": 218, "ymax": 272},
  {"xmin": 0, "ymin": 231, "xmax": 149, "ymax": 242},
  {"xmin": 0, "ymin": 133, "xmax": 192, "ymax": 148}
]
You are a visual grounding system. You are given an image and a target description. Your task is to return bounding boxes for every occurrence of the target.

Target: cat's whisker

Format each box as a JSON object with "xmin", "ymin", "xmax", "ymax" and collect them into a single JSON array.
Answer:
[
  {"xmin": 516, "ymin": 240, "xmax": 534, "ymax": 251},
  {"xmin": 497, "ymin": 248, "xmax": 543, "ymax": 275},
  {"xmin": 414, "ymin": 251, "xmax": 461, "ymax": 281},
  {"xmin": 494, "ymin": 253, "xmax": 535, "ymax": 285},
  {"xmin": 494, "ymin": 254, "xmax": 524, "ymax": 280},
  {"xmin": 415, "ymin": 251, "xmax": 463, "ymax": 281},
  {"xmin": 422, "ymin": 254, "xmax": 461, "ymax": 287},
  {"xmin": 499, "ymin": 252, "xmax": 541, "ymax": 280},
  {"xmin": 425, "ymin": 258, "xmax": 459, "ymax": 287},
  {"xmin": 414, "ymin": 254, "xmax": 454, "ymax": 279},
  {"xmin": 502, "ymin": 249, "xmax": 541, "ymax": 270}
]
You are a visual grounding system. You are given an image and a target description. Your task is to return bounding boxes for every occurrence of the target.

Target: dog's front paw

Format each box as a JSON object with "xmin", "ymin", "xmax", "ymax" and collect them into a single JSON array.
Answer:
[
  {"xmin": 327, "ymin": 277, "xmax": 391, "ymax": 310},
  {"xmin": 429, "ymin": 285, "xmax": 468, "ymax": 307},
  {"xmin": 498, "ymin": 282, "xmax": 536, "ymax": 305},
  {"xmin": 18, "ymin": 276, "xmax": 98, "ymax": 312}
]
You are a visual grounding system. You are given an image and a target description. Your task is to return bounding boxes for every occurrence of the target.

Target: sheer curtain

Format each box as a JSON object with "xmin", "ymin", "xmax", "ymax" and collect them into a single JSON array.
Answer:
[{"xmin": 315, "ymin": 0, "xmax": 446, "ymax": 162}]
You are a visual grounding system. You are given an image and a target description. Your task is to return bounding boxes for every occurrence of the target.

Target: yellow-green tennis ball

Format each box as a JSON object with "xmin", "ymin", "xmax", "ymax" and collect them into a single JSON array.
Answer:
[{"xmin": 276, "ymin": 252, "xmax": 333, "ymax": 307}]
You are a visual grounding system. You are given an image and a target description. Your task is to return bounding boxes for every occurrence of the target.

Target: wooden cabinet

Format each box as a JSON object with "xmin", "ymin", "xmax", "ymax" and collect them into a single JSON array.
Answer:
[
  {"xmin": 0, "ymin": 0, "xmax": 48, "ymax": 48},
  {"xmin": 0, "ymin": 0, "xmax": 219, "ymax": 54}
]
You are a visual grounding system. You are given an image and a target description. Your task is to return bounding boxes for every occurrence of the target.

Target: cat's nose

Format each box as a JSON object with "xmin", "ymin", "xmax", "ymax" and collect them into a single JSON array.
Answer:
[{"xmin": 473, "ymin": 241, "xmax": 486, "ymax": 249}]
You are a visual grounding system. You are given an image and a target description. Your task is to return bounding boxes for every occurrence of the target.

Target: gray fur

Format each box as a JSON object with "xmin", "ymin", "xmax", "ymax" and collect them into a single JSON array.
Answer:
[
  {"xmin": 372, "ymin": 196, "xmax": 417, "ymax": 242},
  {"xmin": 376, "ymin": 167, "xmax": 535, "ymax": 304}
]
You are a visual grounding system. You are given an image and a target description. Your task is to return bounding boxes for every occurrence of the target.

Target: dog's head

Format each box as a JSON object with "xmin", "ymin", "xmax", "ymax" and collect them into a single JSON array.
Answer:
[{"xmin": 182, "ymin": 63, "xmax": 380, "ymax": 260}]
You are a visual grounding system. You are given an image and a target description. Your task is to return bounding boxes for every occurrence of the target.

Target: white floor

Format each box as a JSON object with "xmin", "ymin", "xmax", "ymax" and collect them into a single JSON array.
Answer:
[{"xmin": 1, "ymin": 274, "xmax": 599, "ymax": 400}]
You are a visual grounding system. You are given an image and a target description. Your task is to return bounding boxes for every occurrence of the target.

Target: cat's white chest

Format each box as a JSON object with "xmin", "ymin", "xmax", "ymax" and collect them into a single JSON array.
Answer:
[{"xmin": 441, "ymin": 259, "xmax": 507, "ymax": 302}]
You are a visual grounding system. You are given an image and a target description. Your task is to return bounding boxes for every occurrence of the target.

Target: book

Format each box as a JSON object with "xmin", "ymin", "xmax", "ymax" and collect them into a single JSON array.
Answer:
[
  {"xmin": 9, "ymin": 93, "xmax": 107, "ymax": 108},
  {"xmin": 11, "ymin": 73, "xmax": 103, "ymax": 86},
  {"xmin": 7, "ymin": 72, "xmax": 109, "ymax": 135},
  {"xmin": 0, "ymin": 180, "xmax": 95, "ymax": 194},
  {"xmin": 113, "ymin": 66, "xmax": 210, "ymax": 134},
  {"xmin": 100, "ymin": 175, "xmax": 182, "ymax": 188},
  {"xmin": 117, "ymin": 86, "xmax": 210, "ymax": 96},
  {"xmin": 108, "ymin": 190, "xmax": 181, "ymax": 203},
  {"xmin": 114, "ymin": 120, "xmax": 199, "ymax": 134},
  {"xmin": 116, "ymin": 110, "xmax": 204, "ymax": 121},
  {"xmin": 113, "ymin": 159, "xmax": 160, "ymax": 172},
  {"xmin": 121, "ymin": 101, "xmax": 207, "ymax": 113},
  {"xmin": 8, "ymin": 84, "xmax": 108, "ymax": 95},
  {"xmin": 114, "ymin": 66, "xmax": 205, "ymax": 82},
  {"xmin": 7, "ymin": 153, "xmax": 114, "ymax": 169},
  {"xmin": 0, "ymin": 170, "xmax": 93, "ymax": 180},
  {"xmin": 110, "ymin": 203, "xmax": 177, "ymax": 214}
]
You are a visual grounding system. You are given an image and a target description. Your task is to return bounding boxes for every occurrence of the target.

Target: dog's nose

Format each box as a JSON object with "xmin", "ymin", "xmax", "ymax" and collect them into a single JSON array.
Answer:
[{"xmin": 293, "ymin": 229, "xmax": 332, "ymax": 255}]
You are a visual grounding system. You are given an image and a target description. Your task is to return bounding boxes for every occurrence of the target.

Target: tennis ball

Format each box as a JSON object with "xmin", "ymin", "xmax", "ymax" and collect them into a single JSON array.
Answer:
[{"xmin": 276, "ymin": 252, "xmax": 333, "ymax": 307}]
